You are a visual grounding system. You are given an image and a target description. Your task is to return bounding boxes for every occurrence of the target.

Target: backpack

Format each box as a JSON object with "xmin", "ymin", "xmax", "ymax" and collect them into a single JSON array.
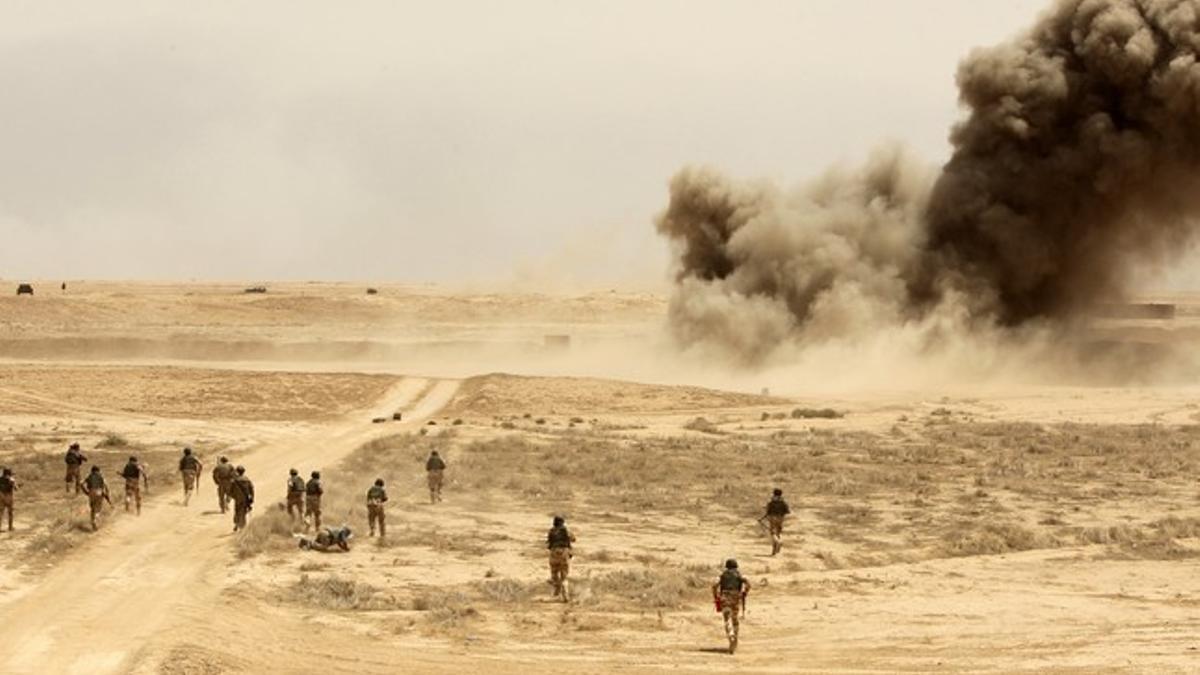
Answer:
[
  {"xmin": 719, "ymin": 569, "xmax": 744, "ymax": 592},
  {"xmin": 306, "ymin": 479, "xmax": 322, "ymax": 496},
  {"xmin": 121, "ymin": 462, "xmax": 141, "ymax": 480},
  {"xmin": 547, "ymin": 526, "xmax": 572, "ymax": 549},
  {"xmin": 0, "ymin": 476, "xmax": 13, "ymax": 493}
]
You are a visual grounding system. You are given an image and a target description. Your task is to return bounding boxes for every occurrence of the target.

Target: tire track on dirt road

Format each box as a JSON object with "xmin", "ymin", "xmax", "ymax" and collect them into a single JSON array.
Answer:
[{"xmin": 0, "ymin": 377, "xmax": 459, "ymax": 675}]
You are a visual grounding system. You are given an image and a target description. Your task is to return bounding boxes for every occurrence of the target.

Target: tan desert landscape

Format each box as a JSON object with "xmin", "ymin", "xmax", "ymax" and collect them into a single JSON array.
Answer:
[
  {"xmin": 0, "ymin": 283, "xmax": 1199, "ymax": 674},
  {"xmin": 9, "ymin": 1, "xmax": 1200, "ymax": 673}
]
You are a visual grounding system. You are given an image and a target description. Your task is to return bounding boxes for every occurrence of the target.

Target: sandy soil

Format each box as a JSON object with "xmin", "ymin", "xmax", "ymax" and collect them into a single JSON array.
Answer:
[{"xmin": 1, "ymin": 283, "xmax": 1200, "ymax": 673}]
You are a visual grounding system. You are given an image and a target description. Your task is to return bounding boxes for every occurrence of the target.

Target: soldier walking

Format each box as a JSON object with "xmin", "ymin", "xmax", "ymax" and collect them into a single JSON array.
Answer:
[
  {"xmin": 212, "ymin": 456, "xmax": 236, "ymax": 514},
  {"xmin": 305, "ymin": 470, "xmax": 323, "ymax": 531},
  {"xmin": 286, "ymin": 469, "xmax": 306, "ymax": 522},
  {"xmin": 120, "ymin": 455, "xmax": 149, "ymax": 515},
  {"xmin": 712, "ymin": 559, "xmax": 751, "ymax": 654},
  {"xmin": 425, "ymin": 450, "xmax": 446, "ymax": 504},
  {"xmin": 178, "ymin": 447, "xmax": 203, "ymax": 506},
  {"xmin": 546, "ymin": 515, "xmax": 576, "ymax": 602},
  {"xmin": 64, "ymin": 442, "xmax": 87, "ymax": 494},
  {"xmin": 229, "ymin": 465, "xmax": 255, "ymax": 532},
  {"xmin": 366, "ymin": 478, "xmax": 388, "ymax": 537},
  {"xmin": 763, "ymin": 488, "xmax": 791, "ymax": 556},
  {"xmin": 0, "ymin": 467, "xmax": 17, "ymax": 532},
  {"xmin": 82, "ymin": 466, "xmax": 111, "ymax": 531}
]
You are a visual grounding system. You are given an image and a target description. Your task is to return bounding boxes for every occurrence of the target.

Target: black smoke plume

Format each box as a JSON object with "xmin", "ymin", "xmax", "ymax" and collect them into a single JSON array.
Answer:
[{"xmin": 658, "ymin": 0, "xmax": 1200, "ymax": 361}]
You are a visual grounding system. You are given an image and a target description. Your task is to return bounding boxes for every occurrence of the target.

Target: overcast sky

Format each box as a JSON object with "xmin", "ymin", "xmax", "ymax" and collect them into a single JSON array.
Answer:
[{"xmin": 0, "ymin": 0, "xmax": 1058, "ymax": 285}]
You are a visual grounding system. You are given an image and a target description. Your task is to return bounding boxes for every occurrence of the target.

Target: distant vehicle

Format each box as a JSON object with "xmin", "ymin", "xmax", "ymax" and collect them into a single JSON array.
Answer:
[
  {"xmin": 16, "ymin": 283, "xmax": 33, "ymax": 296},
  {"xmin": 243, "ymin": 286, "xmax": 267, "ymax": 294},
  {"xmin": 366, "ymin": 288, "xmax": 379, "ymax": 295}
]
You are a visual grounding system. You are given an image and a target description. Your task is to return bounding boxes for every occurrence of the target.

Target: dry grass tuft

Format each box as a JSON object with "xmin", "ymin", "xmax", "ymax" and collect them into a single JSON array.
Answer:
[
  {"xmin": 289, "ymin": 574, "xmax": 401, "ymax": 611},
  {"xmin": 235, "ymin": 506, "xmax": 296, "ymax": 559}
]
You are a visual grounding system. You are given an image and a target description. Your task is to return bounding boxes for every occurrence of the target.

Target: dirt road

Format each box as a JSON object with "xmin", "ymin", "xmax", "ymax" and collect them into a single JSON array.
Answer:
[{"xmin": 1, "ymin": 377, "xmax": 459, "ymax": 675}]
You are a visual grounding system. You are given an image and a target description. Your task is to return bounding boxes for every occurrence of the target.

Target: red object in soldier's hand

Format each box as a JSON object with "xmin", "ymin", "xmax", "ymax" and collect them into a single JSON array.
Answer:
[{"xmin": 713, "ymin": 596, "xmax": 722, "ymax": 613}]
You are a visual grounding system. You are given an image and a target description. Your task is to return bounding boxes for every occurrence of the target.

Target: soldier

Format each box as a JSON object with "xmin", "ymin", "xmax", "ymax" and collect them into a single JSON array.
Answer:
[
  {"xmin": 212, "ymin": 456, "xmax": 236, "ymax": 514},
  {"xmin": 178, "ymin": 447, "xmax": 203, "ymax": 506},
  {"xmin": 120, "ymin": 455, "xmax": 149, "ymax": 515},
  {"xmin": 763, "ymin": 488, "xmax": 791, "ymax": 556},
  {"xmin": 305, "ymin": 470, "xmax": 323, "ymax": 531},
  {"xmin": 82, "ymin": 466, "xmax": 111, "ymax": 531},
  {"xmin": 298, "ymin": 525, "xmax": 352, "ymax": 552},
  {"xmin": 712, "ymin": 559, "xmax": 751, "ymax": 654},
  {"xmin": 366, "ymin": 478, "xmax": 388, "ymax": 537},
  {"xmin": 286, "ymin": 468, "xmax": 306, "ymax": 522},
  {"xmin": 0, "ymin": 467, "xmax": 17, "ymax": 532},
  {"xmin": 425, "ymin": 450, "xmax": 446, "ymax": 504},
  {"xmin": 64, "ymin": 442, "xmax": 87, "ymax": 494},
  {"xmin": 229, "ymin": 465, "xmax": 255, "ymax": 532},
  {"xmin": 546, "ymin": 515, "xmax": 576, "ymax": 602}
]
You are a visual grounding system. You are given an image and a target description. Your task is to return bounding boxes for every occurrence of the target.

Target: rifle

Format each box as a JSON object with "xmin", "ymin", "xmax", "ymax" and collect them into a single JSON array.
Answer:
[
  {"xmin": 712, "ymin": 590, "xmax": 722, "ymax": 613},
  {"xmin": 102, "ymin": 489, "xmax": 113, "ymax": 508},
  {"xmin": 741, "ymin": 589, "xmax": 748, "ymax": 619}
]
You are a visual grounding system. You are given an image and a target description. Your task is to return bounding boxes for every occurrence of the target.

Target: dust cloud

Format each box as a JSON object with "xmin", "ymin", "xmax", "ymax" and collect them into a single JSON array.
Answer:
[{"xmin": 657, "ymin": 0, "xmax": 1200, "ymax": 374}]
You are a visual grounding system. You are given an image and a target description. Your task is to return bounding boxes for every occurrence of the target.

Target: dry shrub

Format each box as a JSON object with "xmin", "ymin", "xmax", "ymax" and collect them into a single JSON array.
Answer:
[
  {"xmin": 944, "ymin": 521, "xmax": 1053, "ymax": 557},
  {"xmin": 792, "ymin": 408, "xmax": 843, "ymax": 419},
  {"xmin": 96, "ymin": 434, "xmax": 130, "ymax": 448},
  {"xmin": 475, "ymin": 578, "xmax": 537, "ymax": 604},
  {"xmin": 235, "ymin": 506, "xmax": 295, "ymax": 559},
  {"xmin": 683, "ymin": 417, "xmax": 721, "ymax": 434},
  {"xmin": 412, "ymin": 588, "xmax": 479, "ymax": 626},
  {"xmin": 583, "ymin": 566, "xmax": 707, "ymax": 610},
  {"xmin": 289, "ymin": 574, "xmax": 400, "ymax": 611}
]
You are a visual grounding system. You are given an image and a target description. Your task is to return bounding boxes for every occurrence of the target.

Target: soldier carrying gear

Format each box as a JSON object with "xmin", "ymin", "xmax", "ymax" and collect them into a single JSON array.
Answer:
[
  {"xmin": 64, "ymin": 442, "xmax": 87, "ymax": 495},
  {"xmin": 82, "ymin": 466, "xmax": 111, "ymax": 531},
  {"xmin": 546, "ymin": 515, "xmax": 576, "ymax": 602},
  {"xmin": 425, "ymin": 451, "xmax": 446, "ymax": 504},
  {"xmin": 286, "ymin": 469, "xmax": 306, "ymax": 521},
  {"xmin": 212, "ymin": 456, "xmax": 236, "ymax": 514},
  {"xmin": 229, "ymin": 465, "xmax": 255, "ymax": 532},
  {"xmin": 0, "ymin": 467, "xmax": 17, "ymax": 532},
  {"xmin": 178, "ymin": 447, "xmax": 203, "ymax": 506},
  {"xmin": 763, "ymin": 488, "xmax": 791, "ymax": 556},
  {"xmin": 120, "ymin": 455, "xmax": 149, "ymax": 515},
  {"xmin": 305, "ymin": 471, "xmax": 324, "ymax": 531},
  {"xmin": 366, "ymin": 478, "xmax": 388, "ymax": 537},
  {"xmin": 712, "ymin": 559, "xmax": 751, "ymax": 654},
  {"xmin": 298, "ymin": 525, "xmax": 353, "ymax": 552}
]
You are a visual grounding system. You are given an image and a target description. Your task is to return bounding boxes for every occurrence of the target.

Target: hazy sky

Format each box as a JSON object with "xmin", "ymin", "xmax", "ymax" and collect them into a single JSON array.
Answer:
[{"xmin": 0, "ymin": 1, "xmax": 1056, "ymax": 285}]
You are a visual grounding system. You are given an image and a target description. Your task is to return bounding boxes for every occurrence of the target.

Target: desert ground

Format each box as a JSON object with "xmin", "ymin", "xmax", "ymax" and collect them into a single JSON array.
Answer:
[{"xmin": 2, "ymin": 282, "xmax": 1200, "ymax": 673}]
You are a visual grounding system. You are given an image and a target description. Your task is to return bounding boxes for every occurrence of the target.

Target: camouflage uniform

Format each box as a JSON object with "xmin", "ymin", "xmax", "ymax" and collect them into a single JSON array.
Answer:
[
  {"xmin": 82, "ymin": 470, "xmax": 109, "ymax": 531},
  {"xmin": 120, "ymin": 460, "xmax": 147, "ymax": 515},
  {"xmin": 305, "ymin": 476, "xmax": 323, "ymax": 531},
  {"xmin": 229, "ymin": 472, "xmax": 255, "ymax": 532},
  {"xmin": 765, "ymin": 496, "xmax": 791, "ymax": 555},
  {"xmin": 547, "ymin": 525, "xmax": 575, "ymax": 601},
  {"xmin": 366, "ymin": 484, "xmax": 388, "ymax": 537},
  {"xmin": 425, "ymin": 453, "xmax": 446, "ymax": 503},
  {"xmin": 64, "ymin": 446, "xmax": 87, "ymax": 494},
  {"xmin": 212, "ymin": 461, "xmax": 236, "ymax": 514},
  {"xmin": 179, "ymin": 452, "xmax": 202, "ymax": 506},
  {"xmin": 714, "ymin": 567, "xmax": 750, "ymax": 653},
  {"xmin": 300, "ymin": 525, "xmax": 352, "ymax": 552},
  {"xmin": 286, "ymin": 474, "xmax": 306, "ymax": 520},
  {"xmin": 0, "ymin": 471, "xmax": 16, "ymax": 531}
]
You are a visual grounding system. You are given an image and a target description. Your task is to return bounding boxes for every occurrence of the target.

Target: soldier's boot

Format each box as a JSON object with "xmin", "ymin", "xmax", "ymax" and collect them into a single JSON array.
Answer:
[
  {"xmin": 561, "ymin": 579, "xmax": 570, "ymax": 603},
  {"xmin": 379, "ymin": 522, "xmax": 385, "ymax": 538}
]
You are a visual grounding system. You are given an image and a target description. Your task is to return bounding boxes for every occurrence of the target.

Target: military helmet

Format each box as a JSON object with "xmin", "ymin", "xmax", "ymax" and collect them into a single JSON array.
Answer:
[
  {"xmin": 431, "ymin": 450, "xmax": 439, "ymax": 456},
  {"xmin": 375, "ymin": 478, "xmax": 384, "ymax": 487},
  {"xmin": 183, "ymin": 447, "xmax": 192, "ymax": 455},
  {"xmin": 2, "ymin": 467, "xmax": 11, "ymax": 476},
  {"xmin": 129, "ymin": 455, "xmax": 138, "ymax": 462},
  {"xmin": 311, "ymin": 470, "xmax": 320, "ymax": 479},
  {"xmin": 236, "ymin": 465, "xmax": 246, "ymax": 474},
  {"xmin": 725, "ymin": 558, "xmax": 738, "ymax": 569},
  {"xmin": 91, "ymin": 466, "xmax": 101, "ymax": 473},
  {"xmin": 773, "ymin": 488, "xmax": 783, "ymax": 497},
  {"xmin": 289, "ymin": 468, "xmax": 298, "ymax": 476},
  {"xmin": 220, "ymin": 456, "xmax": 229, "ymax": 463},
  {"xmin": 70, "ymin": 442, "xmax": 80, "ymax": 450},
  {"xmin": 552, "ymin": 515, "xmax": 564, "ymax": 527}
]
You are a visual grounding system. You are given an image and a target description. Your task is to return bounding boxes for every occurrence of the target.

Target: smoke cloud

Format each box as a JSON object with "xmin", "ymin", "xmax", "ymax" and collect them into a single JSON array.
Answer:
[{"xmin": 658, "ymin": 0, "xmax": 1200, "ymax": 363}]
